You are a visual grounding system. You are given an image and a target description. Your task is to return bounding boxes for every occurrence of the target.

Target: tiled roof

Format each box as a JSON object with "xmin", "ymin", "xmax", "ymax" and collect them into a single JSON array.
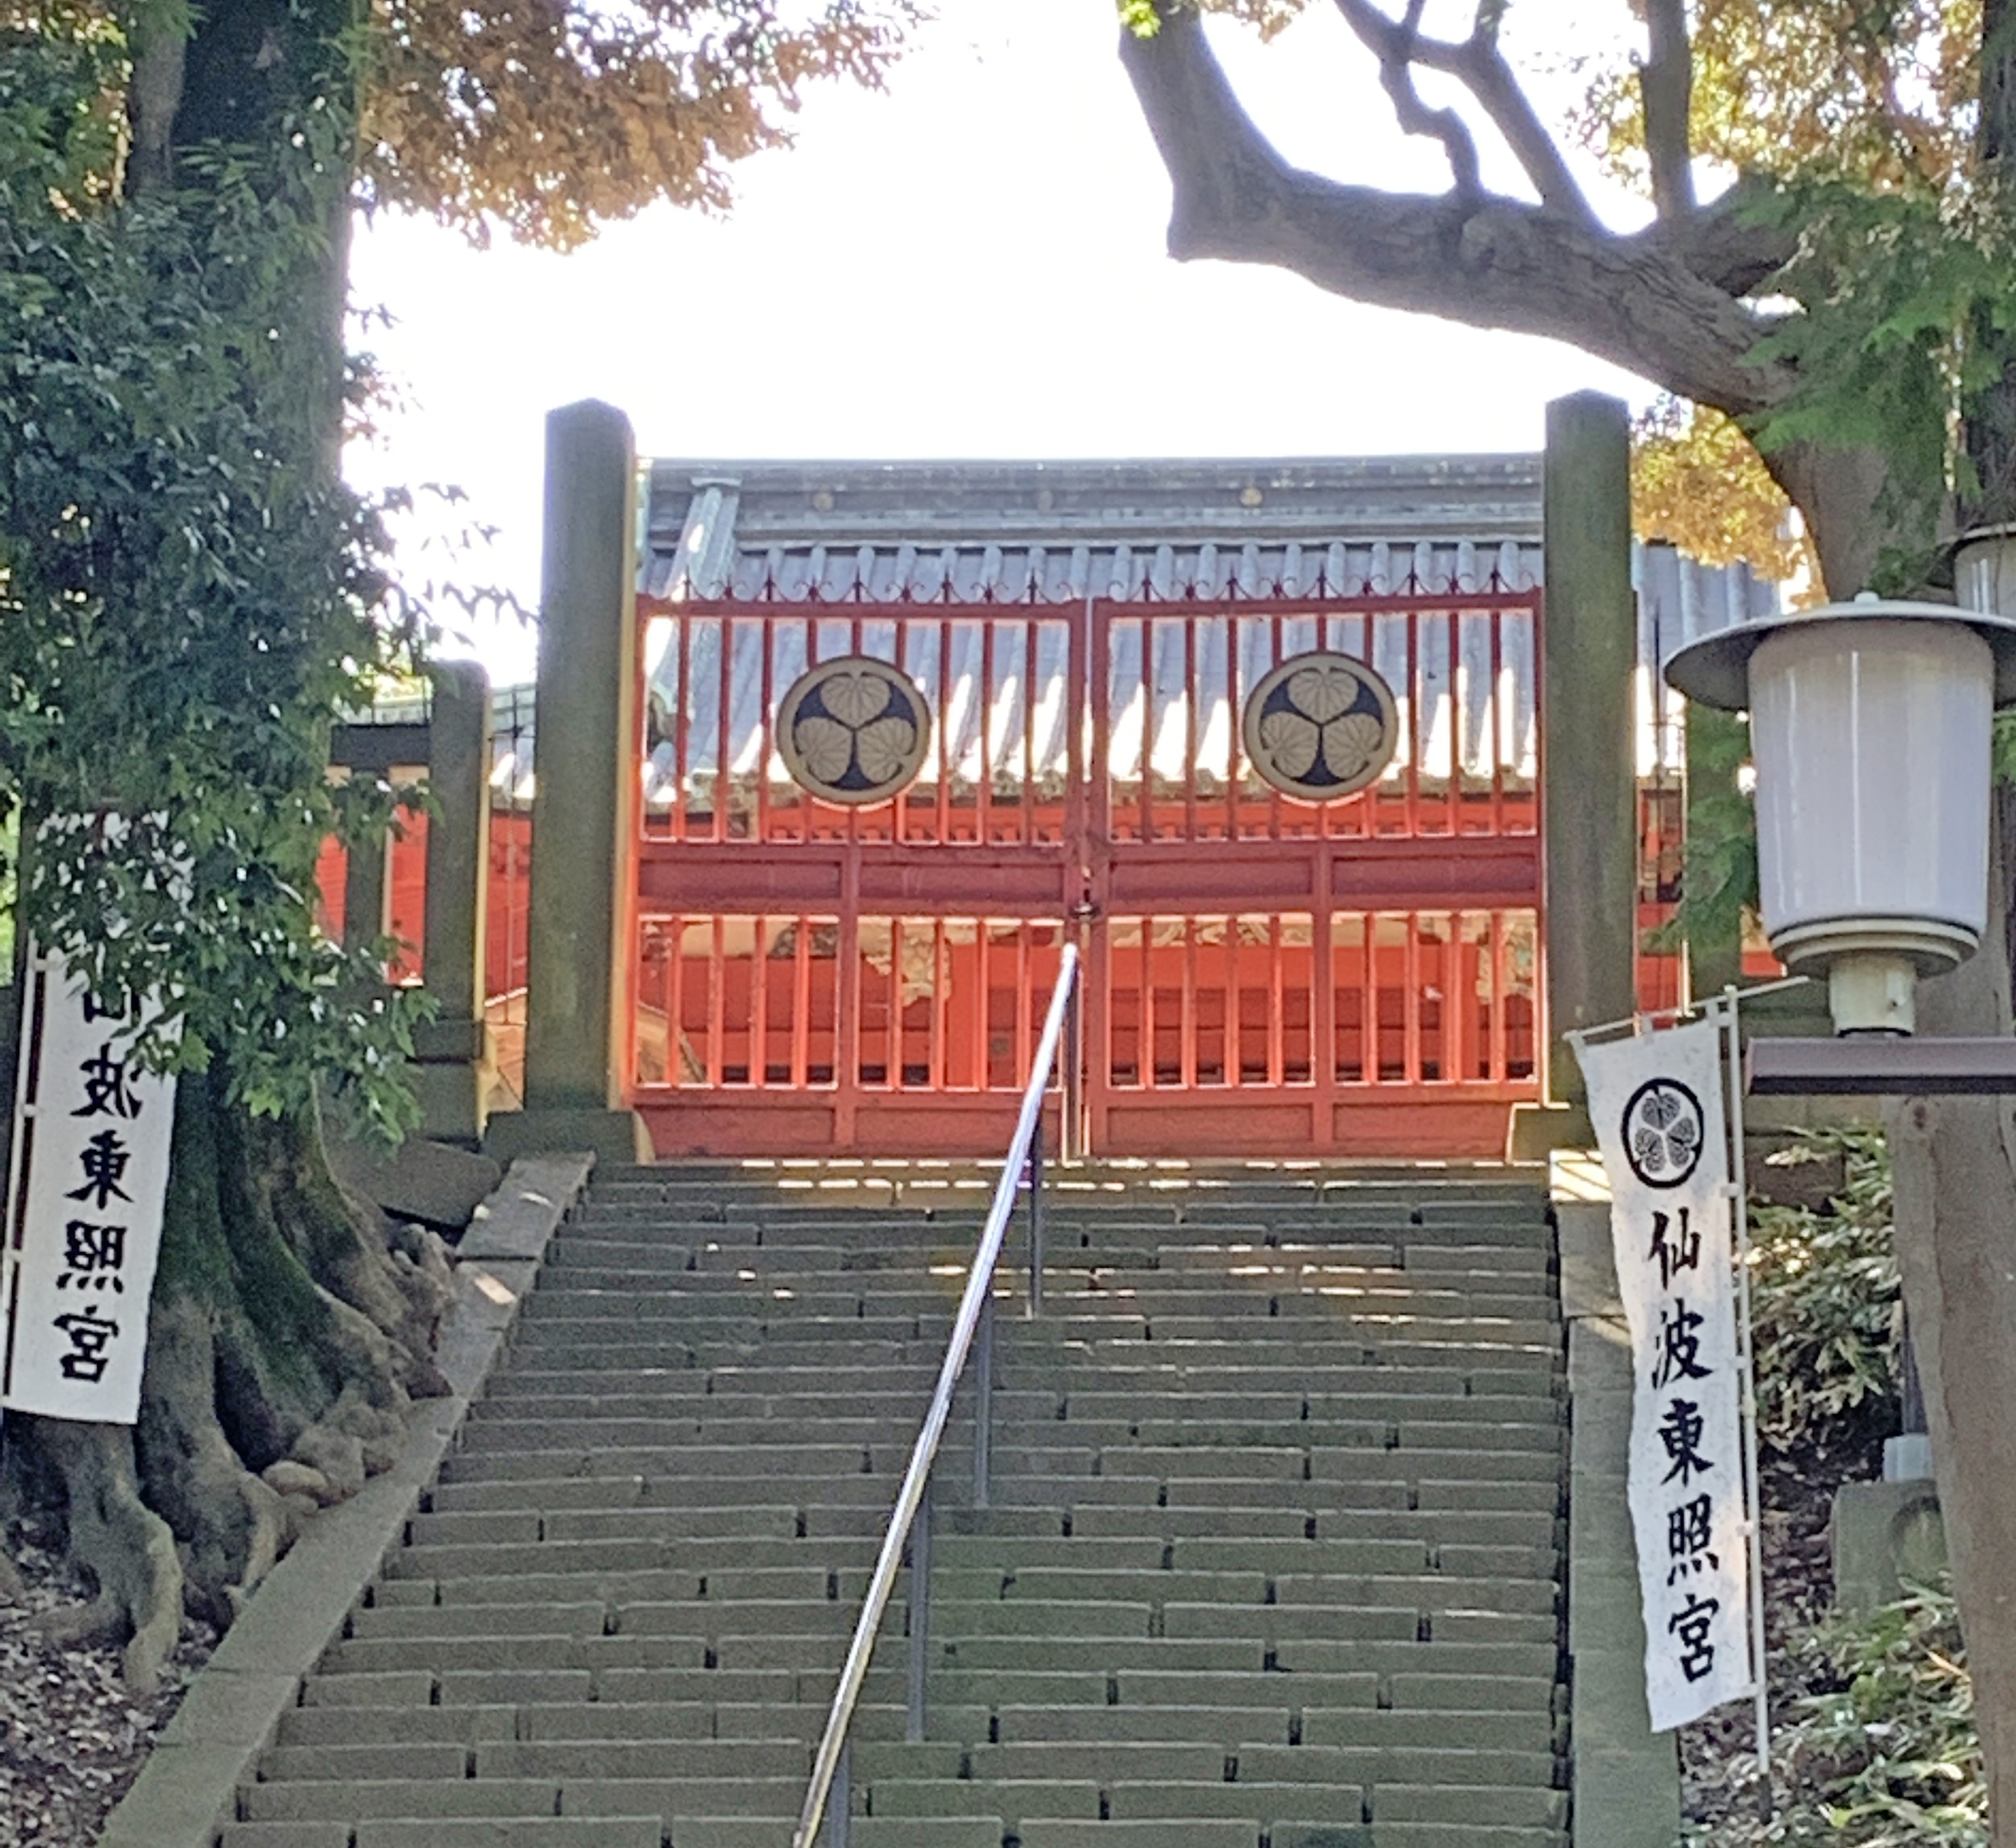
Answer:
[
  {"xmin": 642, "ymin": 456, "xmax": 1552, "ymax": 605},
  {"xmin": 471, "ymin": 457, "xmax": 1783, "ymax": 804}
]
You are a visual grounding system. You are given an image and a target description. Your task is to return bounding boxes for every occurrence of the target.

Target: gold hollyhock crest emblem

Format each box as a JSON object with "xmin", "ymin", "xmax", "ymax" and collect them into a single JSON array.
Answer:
[
  {"xmin": 777, "ymin": 656, "xmax": 932, "ymax": 805},
  {"xmin": 1241, "ymin": 651, "xmax": 1400, "ymax": 802}
]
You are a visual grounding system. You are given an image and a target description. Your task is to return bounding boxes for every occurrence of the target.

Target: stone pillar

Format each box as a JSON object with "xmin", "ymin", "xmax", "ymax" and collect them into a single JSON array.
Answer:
[
  {"xmin": 1555, "ymin": 1154, "xmax": 1682, "ymax": 1845},
  {"xmin": 1533, "ymin": 391, "xmax": 1639, "ymax": 1141},
  {"xmin": 341, "ymin": 823, "xmax": 389, "ymax": 957},
  {"xmin": 485, "ymin": 399, "xmax": 650, "ymax": 1166},
  {"xmin": 1681, "ymin": 701, "xmax": 1747, "ymax": 1000},
  {"xmin": 412, "ymin": 659, "xmax": 493, "ymax": 1146}
]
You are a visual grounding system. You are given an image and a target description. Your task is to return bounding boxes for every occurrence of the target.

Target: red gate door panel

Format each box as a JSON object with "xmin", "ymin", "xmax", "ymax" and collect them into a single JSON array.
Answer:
[{"xmin": 630, "ymin": 593, "xmax": 1542, "ymax": 1158}]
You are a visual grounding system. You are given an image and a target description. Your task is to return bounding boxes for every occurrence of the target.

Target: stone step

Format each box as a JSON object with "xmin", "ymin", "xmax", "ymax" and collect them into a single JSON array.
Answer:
[
  {"xmin": 1014, "ymin": 1821, "xmax": 1259, "ymax": 1848},
  {"xmin": 349, "ymin": 1601, "xmax": 610, "ymax": 1641},
  {"xmin": 239, "ymin": 1779, "xmax": 573, "ymax": 1822},
  {"xmin": 243, "ymin": 1827, "xmax": 662, "ymax": 1848},
  {"xmin": 245, "ymin": 1163, "xmax": 1566, "ymax": 1848},
  {"xmin": 1363, "ymin": 1781, "xmax": 1569, "ymax": 1826},
  {"xmin": 451, "ymin": 1411, "xmax": 1559, "ymax": 1458},
  {"xmin": 491, "ymin": 1338, "xmax": 1559, "ymax": 1379},
  {"xmin": 425, "ymin": 1461, "xmax": 905, "ymax": 1500},
  {"xmin": 473, "ymin": 1740, "xmax": 811, "ymax": 1778},
  {"xmin": 993, "ymin": 1704, "xmax": 1293, "ymax": 1745},
  {"xmin": 277, "ymin": 1705, "xmax": 516, "ymax": 1747},
  {"xmin": 919, "ymin": 1630, "xmax": 1555, "ymax": 1676},
  {"xmin": 999, "ymin": 1343, "xmax": 1562, "ymax": 1376},
  {"xmin": 409, "ymin": 1503, "xmax": 851, "ymax": 1544},
  {"xmin": 219, "ymin": 1827, "xmax": 353, "ymax": 1848},
  {"xmin": 993, "ymin": 1741, "xmax": 1560, "ymax": 1787},
  {"xmin": 479, "ymin": 1363, "xmax": 1549, "ymax": 1402},
  {"xmin": 849, "ymin": 1821, "xmax": 1005, "ymax": 1848},
  {"xmin": 1161, "ymin": 1605, "xmax": 1555, "ymax": 1646},
  {"xmin": 1078, "ymin": 1781, "xmax": 1340, "ymax": 1824},
  {"xmin": 863, "ymin": 1780, "xmax": 1100, "ymax": 1823},
  {"xmin": 323, "ymin": 1614, "xmax": 912, "ymax": 1678}
]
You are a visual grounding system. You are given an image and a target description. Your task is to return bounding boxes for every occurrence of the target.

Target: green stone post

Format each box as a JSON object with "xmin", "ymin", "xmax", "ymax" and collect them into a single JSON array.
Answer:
[
  {"xmin": 485, "ymin": 399, "xmax": 651, "ymax": 1165},
  {"xmin": 1541, "ymin": 391, "xmax": 1639, "ymax": 1119},
  {"xmin": 341, "ymin": 822, "xmax": 388, "ymax": 959},
  {"xmin": 413, "ymin": 659, "xmax": 492, "ymax": 1145},
  {"xmin": 1681, "ymin": 701, "xmax": 1747, "ymax": 1000}
]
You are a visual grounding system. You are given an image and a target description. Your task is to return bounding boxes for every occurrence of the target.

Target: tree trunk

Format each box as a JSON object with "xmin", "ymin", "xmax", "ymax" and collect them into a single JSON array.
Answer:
[
  {"xmin": 1885, "ymin": 793, "xmax": 2016, "ymax": 1836},
  {"xmin": 1761, "ymin": 438, "xmax": 1893, "ymax": 601},
  {"xmin": 1905, "ymin": 13, "xmax": 2016, "ymax": 1836},
  {"xmin": 18, "ymin": 1070, "xmax": 451, "ymax": 1672},
  {"xmin": 1787, "ymin": 415, "xmax": 2016, "ymax": 1829}
]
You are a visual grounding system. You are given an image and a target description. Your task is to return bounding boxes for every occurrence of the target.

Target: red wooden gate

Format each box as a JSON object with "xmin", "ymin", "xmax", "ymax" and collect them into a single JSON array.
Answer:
[{"xmin": 628, "ymin": 590, "xmax": 1541, "ymax": 1158}]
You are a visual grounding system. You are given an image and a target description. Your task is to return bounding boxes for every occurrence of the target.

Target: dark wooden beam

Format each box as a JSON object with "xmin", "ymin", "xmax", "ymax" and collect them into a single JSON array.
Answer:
[
  {"xmin": 1747, "ymin": 1036, "xmax": 2016, "ymax": 1095},
  {"xmin": 331, "ymin": 721, "xmax": 431, "ymax": 775}
]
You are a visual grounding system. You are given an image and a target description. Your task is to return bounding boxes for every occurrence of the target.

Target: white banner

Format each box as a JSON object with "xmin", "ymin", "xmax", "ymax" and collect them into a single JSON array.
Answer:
[
  {"xmin": 4, "ymin": 950, "xmax": 177, "ymax": 1423},
  {"xmin": 1582, "ymin": 1017, "xmax": 1755, "ymax": 1733}
]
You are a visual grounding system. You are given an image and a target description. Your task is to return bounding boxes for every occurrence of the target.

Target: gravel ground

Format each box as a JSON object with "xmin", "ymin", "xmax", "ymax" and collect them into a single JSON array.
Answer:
[{"xmin": 0, "ymin": 1513, "xmax": 217, "ymax": 1847}]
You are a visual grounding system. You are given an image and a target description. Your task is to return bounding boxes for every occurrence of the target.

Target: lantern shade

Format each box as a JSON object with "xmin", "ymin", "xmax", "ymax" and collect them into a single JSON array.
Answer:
[
  {"xmin": 1665, "ymin": 597, "xmax": 2016, "ymax": 710},
  {"xmin": 1665, "ymin": 597, "xmax": 2016, "ymax": 1033},
  {"xmin": 1747, "ymin": 619, "xmax": 1991, "ymax": 972}
]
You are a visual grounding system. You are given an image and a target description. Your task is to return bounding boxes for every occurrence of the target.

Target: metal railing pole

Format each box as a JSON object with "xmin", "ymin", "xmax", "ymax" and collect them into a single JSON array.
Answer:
[
  {"xmin": 973, "ymin": 1290, "xmax": 995, "ymax": 1509},
  {"xmin": 822, "ymin": 1738, "xmax": 850, "ymax": 1848},
  {"xmin": 1062, "ymin": 985, "xmax": 1083, "ymax": 1163},
  {"xmin": 906, "ymin": 1475, "xmax": 932, "ymax": 1743},
  {"xmin": 791, "ymin": 949, "xmax": 1077, "ymax": 1848},
  {"xmin": 1028, "ymin": 1119, "xmax": 1045, "ymax": 1319}
]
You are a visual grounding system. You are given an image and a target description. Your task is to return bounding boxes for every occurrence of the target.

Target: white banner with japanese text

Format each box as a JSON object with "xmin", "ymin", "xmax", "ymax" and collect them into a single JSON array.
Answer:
[
  {"xmin": 1582, "ymin": 1017, "xmax": 1754, "ymax": 1732},
  {"xmin": 4, "ymin": 948, "xmax": 177, "ymax": 1423}
]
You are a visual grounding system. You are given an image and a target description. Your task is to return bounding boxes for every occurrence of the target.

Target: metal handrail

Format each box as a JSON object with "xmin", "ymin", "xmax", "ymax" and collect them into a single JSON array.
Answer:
[{"xmin": 791, "ymin": 944, "xmax": 1081, "ymax": 1848}]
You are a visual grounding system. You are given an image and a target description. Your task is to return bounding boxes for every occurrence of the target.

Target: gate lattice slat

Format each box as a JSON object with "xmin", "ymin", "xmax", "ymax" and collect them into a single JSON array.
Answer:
[{"xmin": 630, "ymin": 593, "xmax": 1541, "ymax": 1157}]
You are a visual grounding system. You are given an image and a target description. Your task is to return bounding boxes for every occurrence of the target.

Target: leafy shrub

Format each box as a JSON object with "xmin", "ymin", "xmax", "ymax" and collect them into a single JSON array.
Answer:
[
  {"xmin": 1687, "ymin": 1130, "xmax": 1975, "ymax": 1846},
  {"xmin": 1748, "ymin": 1127, "xmax": 1901, "ymax": 1448},
  {"xmin": 1772, "ymin": 1588, "xmax": 1984, "ymax": 1846}
]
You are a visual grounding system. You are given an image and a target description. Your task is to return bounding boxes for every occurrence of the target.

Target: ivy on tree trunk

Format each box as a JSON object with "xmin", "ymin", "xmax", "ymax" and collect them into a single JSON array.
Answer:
[{"xmin": 3, "ymin": 0, "xmax": 447, "ymax": 1683}]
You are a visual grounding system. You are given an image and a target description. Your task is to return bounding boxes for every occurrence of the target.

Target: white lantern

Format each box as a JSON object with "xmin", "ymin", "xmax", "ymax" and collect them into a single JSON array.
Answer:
[{"xmin": 1665, "ymin": 597, "xmax": 2016, "ymax": 1035}]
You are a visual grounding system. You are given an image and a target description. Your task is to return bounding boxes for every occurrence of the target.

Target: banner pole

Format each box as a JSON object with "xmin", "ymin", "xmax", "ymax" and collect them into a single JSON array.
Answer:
[
  {"xmin": 1719, "ymin": 986, "xmax": 1771, "ymax": 1781},
  {"xmin": 1, "ymin": 943, "xmax": 47, "ymax": 1418}
]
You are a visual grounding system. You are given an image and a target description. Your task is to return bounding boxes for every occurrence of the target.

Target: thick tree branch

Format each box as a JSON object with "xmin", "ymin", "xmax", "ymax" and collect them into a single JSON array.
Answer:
[
  {"xmin": 1653, "ymin": 180, "xmax": 1797, "ymax": 297},
  {"xmin": 1641, "ymin": 0, "xmax": 1695, "ymax": 219},
  {"xmin": 1119, "ymin": 7, "xmax": 1794, "ymax": 418},
  {"xmin": 1334, "ymin": 0, "xmax": 1598, "ymax": 227},
  {"xmin": 1333, "ymin": 0, "xmax": 1481, "ymax": 197}
]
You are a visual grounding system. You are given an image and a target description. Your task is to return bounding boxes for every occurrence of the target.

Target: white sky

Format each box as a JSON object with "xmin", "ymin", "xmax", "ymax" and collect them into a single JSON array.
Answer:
[{"xmin": 345, "ymin": 0, "xmax": 1651, "ymax": 685}]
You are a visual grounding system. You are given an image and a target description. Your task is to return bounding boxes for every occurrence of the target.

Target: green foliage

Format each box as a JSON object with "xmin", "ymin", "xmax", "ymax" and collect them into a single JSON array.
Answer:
[
  {"xmin": 1747, "ymin": 177, "xmax": 2016, "ymax": 587},
  {"xmin": 1748, "ymin": 1127, "xmax": 1901, "ymax": 1447},
  {"xmin": 0, "ymin": 5, "xmax": 126, "ymax": 205},
  {"xmin": 0, "ymin": 24, "xmax": 427, "ymax": 1136},
  {"xmin": 1648, "ymin": 705, "xmax": 1759, "ymax": 971},
  {"xmin": 1742, "ymin": 1589, "xmax": 1985, "ymax": 1846}
]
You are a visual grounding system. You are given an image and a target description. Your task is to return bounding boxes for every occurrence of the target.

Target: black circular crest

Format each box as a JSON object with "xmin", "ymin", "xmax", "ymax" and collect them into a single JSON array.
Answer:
[{"xmin": 1620, "ymin": 1077, "xmax": 1707, "ymax": 1189}]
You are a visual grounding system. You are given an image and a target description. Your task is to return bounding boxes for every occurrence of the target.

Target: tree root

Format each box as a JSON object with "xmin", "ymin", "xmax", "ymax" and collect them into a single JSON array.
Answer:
[
  {"xmin": 15, "ymin": 1065, "xmax": 462, "ymax": 1668},
  {"xmin": 136, "ymin": 1295, "xmax": 288, "ymax": 1627},
  {"xmin": 29, "ymin": 1421, "xmax": 183, "ymax": 1693}
]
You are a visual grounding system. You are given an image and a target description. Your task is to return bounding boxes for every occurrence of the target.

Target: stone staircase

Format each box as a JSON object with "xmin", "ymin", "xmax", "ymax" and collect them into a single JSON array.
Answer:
[{"xmin": 223, "ymin": 1162, "xmax": 1570, "ymax": 1848}]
